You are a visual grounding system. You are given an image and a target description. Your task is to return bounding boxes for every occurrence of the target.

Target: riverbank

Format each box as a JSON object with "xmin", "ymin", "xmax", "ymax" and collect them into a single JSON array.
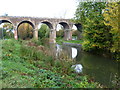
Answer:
[
  {"xmin": 57, "ymin": 39, "xmax": 117, "ymax": 60},
  {"xmin": 63, "ymin": 42, "xmax": 82, "ymax": 48},
  {"xmin": 1, "ymin": 39, "xmax": 104, "ymax": 88},
  {"xmin": 56, "ymin": 37, "xmax": 83, "ymax": 45}
]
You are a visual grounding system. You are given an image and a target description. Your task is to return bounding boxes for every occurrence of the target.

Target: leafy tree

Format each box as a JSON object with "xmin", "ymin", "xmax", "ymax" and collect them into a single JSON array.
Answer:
[
  {"xmin": 18, "ymin": 23, "xmax": 33, "ymax": 40},
  {"xmin": 72, "ymin": 30, "xmax": 79, "ymax": 40},
  {"xmin": 56, "ymin": 29, "xmax": 64, "ymax": 38},
  {"xmin": 74, "ymin": 2, "xmax": 112, "ymax": 52},
  {"xmin": 56, "ymin": 25, "xmax": 64, "ymax": 38},
  {"xmin": 38, "ymin": 24, "xmax": 50, "ymax": 39},
  {"xmin": 72, "ymin": 30, "xmax": 78, "ymax": 36},
  {"xmin": 103, "ymin": 2, "xmax": 120, "ymax": 60},
  {"xmin": 0, "ymin": 23, "xmax": 14, "ymax": 39}
]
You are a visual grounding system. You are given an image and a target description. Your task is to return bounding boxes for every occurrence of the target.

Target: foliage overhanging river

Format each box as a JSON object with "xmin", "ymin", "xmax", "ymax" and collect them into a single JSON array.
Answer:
[{"xmin": 46, "ymin": 43, "xmax": 119, "ymax": 87}]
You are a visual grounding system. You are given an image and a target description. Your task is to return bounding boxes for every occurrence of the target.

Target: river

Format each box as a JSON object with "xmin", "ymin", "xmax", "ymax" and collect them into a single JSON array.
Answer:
[{"xmin": 47, "ymin": 43, "xmax": 119, "ymax": 88}]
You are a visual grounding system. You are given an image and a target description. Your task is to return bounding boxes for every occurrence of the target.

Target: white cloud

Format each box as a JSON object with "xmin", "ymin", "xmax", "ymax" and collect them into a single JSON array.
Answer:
[{"xmin": 0, "ymin": 0, "xmax": 78, "ymax": 18}]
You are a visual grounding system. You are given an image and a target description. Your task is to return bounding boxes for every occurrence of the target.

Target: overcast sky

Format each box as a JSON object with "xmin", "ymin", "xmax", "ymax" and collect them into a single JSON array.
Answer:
[{"xmin": 0, "ymin": 0, "xmax": 78, "ymax": 19}]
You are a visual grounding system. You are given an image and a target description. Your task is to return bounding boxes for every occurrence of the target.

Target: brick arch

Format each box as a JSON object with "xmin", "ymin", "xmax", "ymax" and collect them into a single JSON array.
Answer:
[
  {"xmin": 17, "ymin": 20, "xmax": 35, "ymax": 39},
  {"xmin": 40, "ymin": 21, "xmax": 53, "ymax": 29},
  {"xmin": 74, "ymin": 23, "xmax": 82, "ymax": 31},
  {"xmin": 17, "ymin": 20, "xmax": 35, "ymax": 30},
  {"xmin": 0, "ymin": 20, "xmax": 14, "ymax": 26},
  {"xmin": 0, "ymin": 19, "xmax": 15, "ymax": 39},
  {"xmin": 58, "ymin": 22, "xmax": 70, "ymax": 30}
]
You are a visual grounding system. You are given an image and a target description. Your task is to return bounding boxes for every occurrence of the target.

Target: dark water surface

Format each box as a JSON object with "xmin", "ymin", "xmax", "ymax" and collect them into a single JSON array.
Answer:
[{"xmin": 47, "ymin": 43, "xmax": 119, "ymax": 88}]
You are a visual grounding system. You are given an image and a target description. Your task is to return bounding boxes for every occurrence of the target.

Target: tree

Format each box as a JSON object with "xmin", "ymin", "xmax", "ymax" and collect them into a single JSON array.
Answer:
[
  {"xmin": 103, "ymin": 2, "xmax": 120, "ymax": 60},
  {"xmin": 18, "ymin": 23, "xmax": 33, "ymax": 40},
  {"xmin": 74, "ymin": 2, "xmax": 111, "ymax": 52},
  {"xmin": 56, "ymin": 29, "xmax": 64, "ymax": 38},
  {"xmin": 38, "ymin": 24, "xmax": 50, "ymax": 39},
  {"xmin": 0, "ymin": 23, "xmax": 14, "ymax": 39}
]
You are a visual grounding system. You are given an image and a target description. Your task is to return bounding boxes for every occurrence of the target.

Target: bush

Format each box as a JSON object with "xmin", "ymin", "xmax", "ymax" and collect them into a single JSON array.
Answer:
[
  {"xmin": 38, "ymin": 24, "xmax": 50, "ymax": 39},
  {"xmin": 56, "ymin": 29, "xmax": 64, "ymax": 38}
]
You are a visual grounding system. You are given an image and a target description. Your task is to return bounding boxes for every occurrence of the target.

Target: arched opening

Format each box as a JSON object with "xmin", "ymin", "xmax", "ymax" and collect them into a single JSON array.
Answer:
[
  {"xmin": 72, "ymin": 25, "xmax": 77, "ymax": 40},
  {"xmin": 41, "ymin": 21, "xmax": 53, "ymax": 29},
  {"xmin": 74, "ymin": 24, "xmax": 82, "ymax": 32},
  {"xmin": 0, "ymin": 20, "xmax": 14, "ymax": 39},
  {"xmin": 17, "ymin": 21, "xmax": 34, "ymax": 40},
  {"xmin": 56, "ymin": 24, "xmax": 64, "ymax": 40},
  {"xmin": 72, "ymin": 23, "xmax": 82, "ymax": 40},
  {"xmin": 59, "ymin": 22, "xmax": 69, "ymax": 30},
  {"xmin": 56, "ymin": 22, "xmax": 70, "ymax": 41},
  {"xmin": 38, "ymin": 21, "xmax": 52, "ymax": 43}
]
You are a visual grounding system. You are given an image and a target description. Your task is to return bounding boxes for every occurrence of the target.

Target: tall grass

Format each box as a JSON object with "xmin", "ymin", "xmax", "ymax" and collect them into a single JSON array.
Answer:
[{"xmin": 20, "ymin": 42, "xmax": 74, "ymax": 75}]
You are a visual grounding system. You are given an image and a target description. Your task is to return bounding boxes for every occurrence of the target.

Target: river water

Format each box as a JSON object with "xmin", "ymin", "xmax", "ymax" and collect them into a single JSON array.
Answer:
[{"xmin": 47, "ymin": 43, "xmax": 119, "ymax": 88}]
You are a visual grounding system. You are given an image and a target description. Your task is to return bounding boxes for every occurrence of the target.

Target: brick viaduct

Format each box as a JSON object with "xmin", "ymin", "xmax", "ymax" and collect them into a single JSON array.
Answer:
[{"xmin": 0, "ymin": 16, "xmax": 82, "ymax": 43}]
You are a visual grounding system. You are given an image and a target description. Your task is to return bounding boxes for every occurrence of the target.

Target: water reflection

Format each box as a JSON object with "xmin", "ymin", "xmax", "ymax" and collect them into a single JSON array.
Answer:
[
  {"xmin": 56, "ymin": 44, "xmax": 62, "ymax": 57},
  {"xmin": 56, "ymin": 44, "xmax": 78, "ymax": 59},
  {"xmin": 81, "ymin": 52, "xmax": 119, "ymax": 87},
  {"xmin": 48, "ymin": 43, "xmax": 119, "ymax": 87},
  {"xmin": 72, "ymin": 47, "xmax": 77, "ymax": 59}
]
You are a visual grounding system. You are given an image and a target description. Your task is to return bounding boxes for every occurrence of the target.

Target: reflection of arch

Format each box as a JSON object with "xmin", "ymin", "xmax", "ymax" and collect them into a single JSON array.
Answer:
[
  {"xmin": 75, "ymin": 47, "xmax": 82, "ymax": 61},
  {"xmin": 41, "ymin": 21, "xmax": 53, "ymax": 29},
  {"xmin": 74, "ymin": 24, "xmax": 82, "ymax": 31},
  {"xmin": 17, "ymin": 20, "xmax": 35, "ymax": 30},
  {"xmin": 59, "ymin": 22, "xmax": 70, "ymax": 30},
  {"xmin": 72, "ymin": 47, "xmax": 78, "ymax": 59}
]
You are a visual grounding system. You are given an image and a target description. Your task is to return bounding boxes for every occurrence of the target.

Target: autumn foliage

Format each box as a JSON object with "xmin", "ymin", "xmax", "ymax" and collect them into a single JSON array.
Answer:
[{"xmin": 74, "ymin": 2, "xmax": 120, "ymax": 60}]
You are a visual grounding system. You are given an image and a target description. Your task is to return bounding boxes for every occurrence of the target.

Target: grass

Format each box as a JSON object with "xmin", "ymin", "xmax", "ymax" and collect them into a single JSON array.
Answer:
[
  {"xmin": 63, "ymin": 40, "xmax": 83, "ymax": 44},
  {"xmin": 1, "ymin": 39, "xmax": 103, "ymax": 88},
  {"xmin": 56, "ymin": 37, "xmax": 64, "ymax": 45},
  {"xmin": 56, "ymin": 37, "xmax": 83, "ymax": 45}
]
